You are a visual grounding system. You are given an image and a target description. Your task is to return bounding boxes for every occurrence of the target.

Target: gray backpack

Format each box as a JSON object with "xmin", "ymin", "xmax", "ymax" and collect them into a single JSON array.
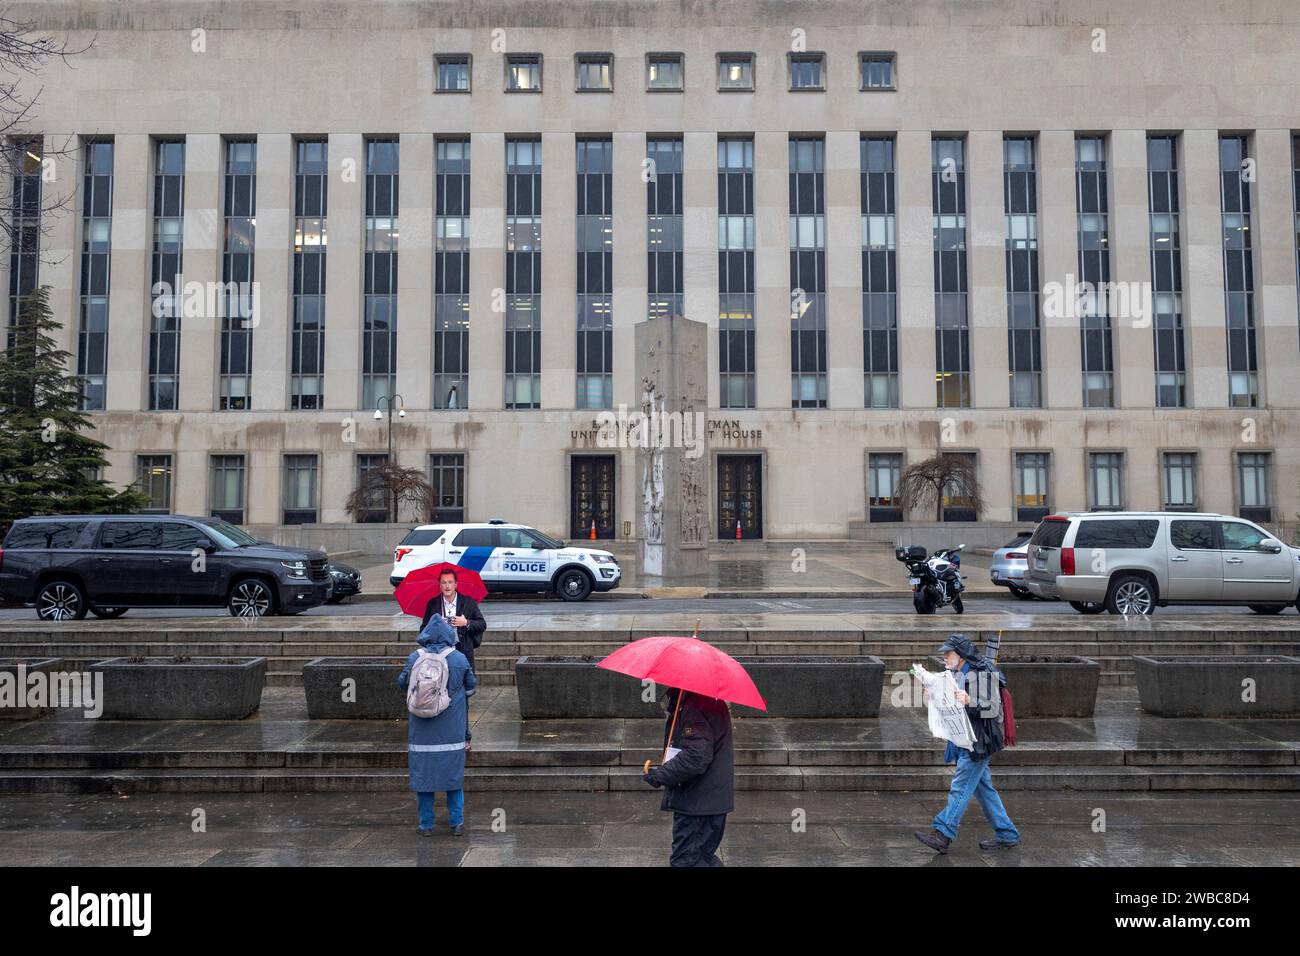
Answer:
[{"xmin": 407, "ymin": 647, "xmax": 455, "ymax": 717}]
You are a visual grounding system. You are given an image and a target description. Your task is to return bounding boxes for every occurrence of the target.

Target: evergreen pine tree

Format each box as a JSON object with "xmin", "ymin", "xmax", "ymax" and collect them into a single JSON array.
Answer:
[{"xmin": 0, "ymin": 285, "xmax": 145, "ymax": 534}]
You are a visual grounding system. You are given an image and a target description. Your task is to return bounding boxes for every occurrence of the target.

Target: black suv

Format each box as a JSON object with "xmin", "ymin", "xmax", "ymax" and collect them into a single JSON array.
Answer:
[{"xmin": 0, "ymin": 515, "xmax": 330, "ymax": 620}]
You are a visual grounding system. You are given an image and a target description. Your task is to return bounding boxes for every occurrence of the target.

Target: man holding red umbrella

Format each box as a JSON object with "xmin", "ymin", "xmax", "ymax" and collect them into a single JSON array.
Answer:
[
  {"xmin": 642, "ymin": 689, "xmax": 735, "ymax": 867},
  {"xmin": 418, "ymin": 568, "xmax": 487, "ymax": 675}
]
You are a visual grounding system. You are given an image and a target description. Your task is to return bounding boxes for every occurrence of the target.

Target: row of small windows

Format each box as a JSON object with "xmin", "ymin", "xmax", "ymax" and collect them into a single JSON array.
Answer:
[
  {"xmin": 434, "ymin": 51, "xmax": 896, "ymax": 94},
  {"xmin": 129, "ymin": 448, "xmax": 1278, "ymax": 528}
]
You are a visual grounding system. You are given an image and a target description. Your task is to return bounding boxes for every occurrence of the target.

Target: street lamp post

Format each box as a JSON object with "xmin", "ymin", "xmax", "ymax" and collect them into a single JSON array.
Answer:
[{"xmin": 373, "ymin": 393, "xmax": 405, "ymax": 523}]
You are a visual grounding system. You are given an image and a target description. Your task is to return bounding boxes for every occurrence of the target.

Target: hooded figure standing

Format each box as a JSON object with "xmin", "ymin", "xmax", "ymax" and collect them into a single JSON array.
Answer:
[
  {"xmin": 914, "ymin": 633, "xmax": 1020, "ymax": 854},
  {"xmin": 642, "ymin": 688, "xmax": 735, "ymax": 867},
  {"xmin": 398, "ymin": 615, "xmax": 476, "ymax": 836}
]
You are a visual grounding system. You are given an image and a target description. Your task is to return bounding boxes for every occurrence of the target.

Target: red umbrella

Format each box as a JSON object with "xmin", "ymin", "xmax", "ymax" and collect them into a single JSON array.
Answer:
[
  {"xmin": 598, "ymin": 626, "xmax": 766, "ymax": 768},
  {"xmin": 394, "ymin": 561, "xmax": 488, "ymax": 618}
]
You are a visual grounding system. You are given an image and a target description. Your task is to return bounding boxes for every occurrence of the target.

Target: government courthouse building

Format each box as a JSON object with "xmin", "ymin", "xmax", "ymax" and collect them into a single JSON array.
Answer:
[{"xmin": 7, "ymin": 0, "xmax": 1300, "ymax": 541}]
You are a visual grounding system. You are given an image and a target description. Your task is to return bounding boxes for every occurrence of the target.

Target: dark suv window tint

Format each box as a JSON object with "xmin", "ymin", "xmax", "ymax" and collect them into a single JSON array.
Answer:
[
  {"xmin": 158, "ymin": 523, "xmax": 214, "ymax": 551},
  {"xmin": 1221, "ymin": 522, "xmax": 1268, "ymax": 551},
  {"xmin": 1073, "ymin": 519, "xmax": 1159, "ymax": 549},
  {"xmin": 401, "ymin": 528, "xmax": 444, "ymax": 546},
  {"xmin": 451, "ymin": 528, "xmax": 496, "ymax": 548},
  {"xmin": 1029, "ymin": 521, "xmax": 1069, "ymax": 548},
  {"xmin": 1170, "ymin": 520, "xmax": 1218, "ymax": 550},
  {"xmin": 99, "ymin": 522, "xmax": 161, "ymax": 550},
  {"xmin": 4, "ymin": 521, "xmax": 88, "ymax": 549}
]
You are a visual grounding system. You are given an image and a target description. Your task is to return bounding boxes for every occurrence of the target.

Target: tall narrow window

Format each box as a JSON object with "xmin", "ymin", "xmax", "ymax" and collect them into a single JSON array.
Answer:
[
  {"xmin": 292, "ymin": 139, "xmax": 327, "ymax": 409},
  {"xmin": 136, "ymin": 455, "xmax": 173, "ymax": 514},
  {"xmin": 505, "ymin": 137, "xmax": 541, "ymax": 408},
  {"xmin": 1088, "ymin": 452, "xmax": 1124, "ymax": 511},
  {"xmin": 78, "ymin": 140, "xmax": 113, "ymax": 410},
  {"xmin": 1004, "ymin": 136, "xmax": 1041, "ymax": 407},
  {"xmin": 149, "ymin": 139, "xmax": 184, "ymax": 411},
  {"xmin": 932, "ymin": 137, "xmax": 970, "ymax": 407},
  {"xmin": 429, "ymin": 453, "xmax": 466, "ymax": 522},
  {"xmin": 1161, "ymin": 452, "xmax": 1197, "ymax": 510},
  {"xmin": 790, "ymin": 135, "xmax": 827, "ymax": 408},
  {"xmin": 219, "ymin": 139, "xmax": 256, "ymax": 410},
  {"xmin": 434, "ymin": 138, "xmax": 470, "ymax": 409},
  {"xmin": 647, "ymin": 137, "xmax": 683, "ymax": 320},
  {"xmin": 577, "ymin": 137, "xmax": 613, "ymax": 408},
  {"xmin": 1014, "ymin": 452, "xmax": 1050, "ymax": 521},
  {"xmin": 861, "ymin": 136, "xmax": 898, "ymax": 408},
  {"xmin": 6, "ymin": 137, "xmax": 42, "ymax": 347},
  {"xmin": 1236, "ymin": 452, "xmax": 1271, "ymax": 522},
  {"xmin": 1076, "ymin": 136, "xmax": 1114, "ymax": 407},
  {"xmin": 718, "ymin": 136, "xmax": 755, "ymax": 409},
  {"xmin": 867, "ymin": 453, "xmax": 902, "ymax": 522},
  {"xmin": 1147, "ymin": 135, "xmax": 1186, "ymax": 407},
  {"xmin": 355, "ymin": 453, "xmax": 389, "ymax": 523},
  {"xmin": 209, "ymin": 454, "xmax": 246, "ymax": 523},
  {"xmin": 1219, "ymin": 134, "xmax": 1258, "ymax": 407},
  {"xmin": 283, "ymin": 454, "xmax": 319, "ymax": 524},
  {"xmin": 363, "ymin": 138, "xmax": 399, "ymax": 410}
]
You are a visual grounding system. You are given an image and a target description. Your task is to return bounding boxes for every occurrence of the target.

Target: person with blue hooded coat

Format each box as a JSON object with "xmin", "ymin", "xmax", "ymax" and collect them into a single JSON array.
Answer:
[
  {"xmin": 914, "ymin": 633, "xmax": 1021, "ymax": 855},
  {"xmin": 398, "ymin": 615, "xmax": 476, "ymax": 836}
]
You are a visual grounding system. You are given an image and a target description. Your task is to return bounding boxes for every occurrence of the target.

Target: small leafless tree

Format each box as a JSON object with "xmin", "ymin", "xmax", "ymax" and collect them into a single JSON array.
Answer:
[
  {"xmin": 0, "ymin": 12, "xmax": 92, "ymax": 261},
  {"xmin": 898, "ymin": 453, "xmax": 985, "ymax": 522},
  {"xmin": 345, "ymin": 462, "xmax": 435, "ymax": 524}
]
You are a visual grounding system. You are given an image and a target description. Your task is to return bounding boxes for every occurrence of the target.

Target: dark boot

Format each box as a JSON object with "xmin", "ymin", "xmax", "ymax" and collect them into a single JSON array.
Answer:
[
  {"xmin": 913, "ymin": 829, "xmax": 951, "ymax": 854},
  {"xmin": 979, "ymin": 837, "xmax": 1021, "ymax": 850}
]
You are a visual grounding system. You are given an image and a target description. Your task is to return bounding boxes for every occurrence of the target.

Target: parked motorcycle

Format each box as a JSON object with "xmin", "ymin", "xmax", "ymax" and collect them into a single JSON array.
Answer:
[{"xmin": 895, "ymin": 543, "xmax": 966, "ymax": 614}]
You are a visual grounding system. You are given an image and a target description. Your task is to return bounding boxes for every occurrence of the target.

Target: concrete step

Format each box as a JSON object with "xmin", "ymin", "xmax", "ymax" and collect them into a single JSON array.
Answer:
[
  {"xmin": 0, "ymin": 763, "xmax": 1293, "ymax": 794},
  {"xmin": 0, "ymin": 744, "xmax": 1291, "ymax": 772}
]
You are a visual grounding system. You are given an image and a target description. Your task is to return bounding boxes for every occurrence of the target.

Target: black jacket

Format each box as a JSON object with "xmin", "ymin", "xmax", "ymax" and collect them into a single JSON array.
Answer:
[
  {"xmin": 644, "ymin": 690, "xmax": 735, "ymax": 816},
  {"xmin": 955, "ymin": 660, "xmax": 1004, "ymax": 759},
  {"xmin": 421, "ymin": 593, "xmax": 487, "ymax": 650}
]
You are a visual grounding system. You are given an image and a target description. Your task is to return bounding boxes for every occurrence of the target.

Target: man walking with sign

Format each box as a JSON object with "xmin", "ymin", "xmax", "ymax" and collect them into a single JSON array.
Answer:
[{"xmin": 914, "ymin": 633, "xmax": 1020, "ymax": 855}]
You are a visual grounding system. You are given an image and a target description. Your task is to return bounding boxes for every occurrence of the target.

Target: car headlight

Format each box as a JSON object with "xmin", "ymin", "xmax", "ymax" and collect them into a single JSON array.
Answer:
[
  {"xmin": 592, "ymin": 554, "xmax": 617, "ymax": 564},
  {"xmin": 282, "ymin": 560, "xmax": 308, "ymax": 578}
]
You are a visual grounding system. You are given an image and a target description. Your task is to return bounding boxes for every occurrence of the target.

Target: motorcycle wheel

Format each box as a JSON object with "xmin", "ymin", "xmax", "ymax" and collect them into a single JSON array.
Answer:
[
  {"xmin": 913, "ymin": 592, "xmax": 934, "ymax": 615},
  {"xmin": 952, "ymin": 594, "xmax": 964, "ymax": 614}
]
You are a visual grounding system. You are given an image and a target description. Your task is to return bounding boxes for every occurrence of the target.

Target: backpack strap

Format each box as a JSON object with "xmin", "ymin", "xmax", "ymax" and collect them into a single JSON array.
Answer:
[{"xmin": 436, "ymin": 647, "xmax": 455, "ymax": 660}]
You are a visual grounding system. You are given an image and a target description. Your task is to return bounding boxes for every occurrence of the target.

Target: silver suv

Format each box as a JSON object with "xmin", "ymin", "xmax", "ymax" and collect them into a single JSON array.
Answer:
[{"xmin": 1023, "ymin": 512, "xmax": 1300, "ymax": 615}]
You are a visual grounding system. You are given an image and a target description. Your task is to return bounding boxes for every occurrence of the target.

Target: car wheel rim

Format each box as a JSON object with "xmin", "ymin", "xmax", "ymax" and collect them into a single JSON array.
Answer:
[
  {"xmin": 39, "ymin": 585, "xmax": 79, "ymax": 621},
  {"xmin": 1115, "ymin": 583, "xmax": 1151, "ymax": 615},
  {"xmin": 232, "ymin": 582, "xmax": 270, "ymax": 616},
  {"xmin": 563, "ymin": 575, "xmax": 582, "ymax": 596}
]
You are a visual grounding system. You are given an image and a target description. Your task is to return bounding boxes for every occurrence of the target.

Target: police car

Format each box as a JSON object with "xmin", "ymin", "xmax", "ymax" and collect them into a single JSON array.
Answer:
[{"xmin": 389, "ymin": 519, "xmax": 622, "ymax": 602}]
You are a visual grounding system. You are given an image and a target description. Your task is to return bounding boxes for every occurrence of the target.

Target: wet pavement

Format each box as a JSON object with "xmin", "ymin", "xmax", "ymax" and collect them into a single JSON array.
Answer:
[{"xmin": 0, "ymin": 789, "xmax": 1295, "ymax": 866}]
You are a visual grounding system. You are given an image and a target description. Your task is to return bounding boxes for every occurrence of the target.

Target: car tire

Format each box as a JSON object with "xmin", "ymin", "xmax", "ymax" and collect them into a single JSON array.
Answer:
[
  {"xmin": 1069, "ymin": 601, "xmax": 1105, "ymax": 614},
  {"xmin": 1248, "ymin": 604, "xmax": 1287, "ymax": 615},
  {"xmin": 228, "ymin": 578, "xmax": 276, "ymax": 617},
  {"xmin": 1009, "ymin": 586, "xmax": 1034, "ymax": 600},
  {"xmin": 36, "ymin": 580, "xmax": 88, "ymax": 622},
  {"xmin": 89, "ymin": 606, "xmax": 129, "ymax": 619},
  {"xmin": 1105, "ymin": 575, "xmax": 1156, "ymax": 616},
  {"xmin": 555, "ymin": 568, "xmax": 593, "ymax": 602}
]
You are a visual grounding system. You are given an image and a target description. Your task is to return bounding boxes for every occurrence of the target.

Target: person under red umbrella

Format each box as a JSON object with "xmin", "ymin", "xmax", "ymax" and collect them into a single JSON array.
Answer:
[
  {"xmin": 396, "ymin": 564, "xmax": 487, "ymax": 746},
  {"xmin": 600, "ymin": 631, "xmax": 762, "ymax": 867}
]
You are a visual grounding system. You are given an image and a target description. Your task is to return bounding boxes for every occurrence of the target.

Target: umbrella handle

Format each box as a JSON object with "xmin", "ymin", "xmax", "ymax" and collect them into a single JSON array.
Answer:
[{"xmin": 661, "ymin": 689, "xmax": 686, "ymax": 765}]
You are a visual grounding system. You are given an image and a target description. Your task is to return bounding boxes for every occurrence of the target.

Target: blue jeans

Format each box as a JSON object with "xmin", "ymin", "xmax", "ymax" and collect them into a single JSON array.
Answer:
[
  {"xmin": 933, "ymin": 751, "xmax": 1019, "ymax": 843},
  {"xmin": 417, "ymin": 790, "xmax": 465, "ymax": 829}
]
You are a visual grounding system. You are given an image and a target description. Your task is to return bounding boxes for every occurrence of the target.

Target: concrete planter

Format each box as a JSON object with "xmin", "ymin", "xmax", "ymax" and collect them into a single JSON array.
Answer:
[
  {"xmin": 0, "ymin": 658, "xmax": 67, "ymax": 719},
  {"xmin": 303, "ymin": 658, "xmax": 407, "ymax": 719},
  {"xmin": 515, "ymin": 655, "xmax": 885, "ymax": 719},
  {"xmin": 89, "ymin": 657, "xmax": 266, "ymax": 720},
  {"xmin": 1135, "ymin": 655, "xmax": 1300, "ymax": 718},
  {"xmin": 928, "ymin": 655, "xmax": 1101, "ymax": 718}
]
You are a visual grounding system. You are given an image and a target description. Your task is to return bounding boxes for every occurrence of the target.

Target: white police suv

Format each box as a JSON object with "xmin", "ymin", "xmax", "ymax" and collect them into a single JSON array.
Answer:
[{"xmin": 389, "ymin": 519, "xmax": 622, "ymax": 601}]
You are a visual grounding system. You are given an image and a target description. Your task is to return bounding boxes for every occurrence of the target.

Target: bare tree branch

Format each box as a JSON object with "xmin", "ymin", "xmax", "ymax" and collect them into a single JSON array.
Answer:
[{"xmin": 898, "ymin": 453, "xmax": 985, "ymax": 522}]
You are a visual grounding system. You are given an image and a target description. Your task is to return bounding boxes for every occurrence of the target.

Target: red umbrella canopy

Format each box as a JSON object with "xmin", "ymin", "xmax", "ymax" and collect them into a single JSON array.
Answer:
[
  {"xmin": 394, "ymin": 562, "xmax": 488, "ymax": 618},
  {"xmin": 598, "ymin": 636, "xmax": 767, "ymax": 711}
]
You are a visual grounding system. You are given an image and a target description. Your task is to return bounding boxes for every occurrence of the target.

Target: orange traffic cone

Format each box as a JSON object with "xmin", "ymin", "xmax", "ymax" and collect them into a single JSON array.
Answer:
[
  {"xmin": 735, "ymin": 520, "xmax": 742, "ymax": 540},
  {"xmin": 589, "ymin": 521, "xmax": 597, "ymax": 540}
]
